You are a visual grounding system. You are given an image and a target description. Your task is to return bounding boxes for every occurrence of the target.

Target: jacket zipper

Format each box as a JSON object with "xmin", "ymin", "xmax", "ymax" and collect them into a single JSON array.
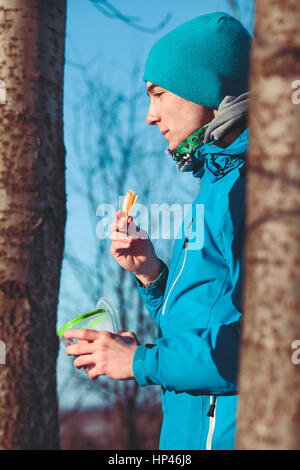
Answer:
[
  {"xmin": 161, "ymin": 218, "xmax": 193, "ymax": 317},
  {"xmin": 206, "ymin": 395, "xmax": 217, "ymax": 450},
  {"xmin": 161, "ymin": 217, "xmax": 217, "ymax": 448}
]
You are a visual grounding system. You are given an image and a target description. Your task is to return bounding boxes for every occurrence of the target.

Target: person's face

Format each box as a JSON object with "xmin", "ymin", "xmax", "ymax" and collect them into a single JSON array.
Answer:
[{"xmin": 146, "ymin": 81, "xmax": 217, "ymax": 151}]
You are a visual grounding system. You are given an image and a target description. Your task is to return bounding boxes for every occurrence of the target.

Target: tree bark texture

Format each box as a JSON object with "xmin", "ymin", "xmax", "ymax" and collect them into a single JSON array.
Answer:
[
  {"xmin": 0, "ymin": 0, "xmax": 66, "ymax": 449},
  {"xmin": 236, "ymin": 0, "xmax": 300, "ymax": 449}
]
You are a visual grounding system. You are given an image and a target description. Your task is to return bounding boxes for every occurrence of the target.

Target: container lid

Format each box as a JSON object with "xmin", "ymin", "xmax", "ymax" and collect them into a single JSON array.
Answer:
[{"xmin": 57, "ymin": 308, "xmax": 106, "ymax": 338}]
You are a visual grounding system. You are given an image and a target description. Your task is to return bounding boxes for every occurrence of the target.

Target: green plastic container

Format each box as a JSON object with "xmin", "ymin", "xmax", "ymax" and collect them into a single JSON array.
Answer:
[{"xmin": 57, "ymin": 297, "xmax": 121, "ymax": 346}]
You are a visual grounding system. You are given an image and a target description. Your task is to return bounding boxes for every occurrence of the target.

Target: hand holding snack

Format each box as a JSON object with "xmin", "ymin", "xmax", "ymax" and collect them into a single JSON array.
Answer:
[{"xmin": 110, "ymin": 190, "xmax": 162, "ymax": 284}]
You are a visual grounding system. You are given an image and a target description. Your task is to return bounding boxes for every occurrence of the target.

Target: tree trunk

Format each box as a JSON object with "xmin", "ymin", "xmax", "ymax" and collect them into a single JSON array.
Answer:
[
  {"xmin": 236, "ymin": 0, "xmax": 300, "ymax": 449},
  {"xmin": 0, "ymin": 0, "xmax": 66, "ymax": 449}
]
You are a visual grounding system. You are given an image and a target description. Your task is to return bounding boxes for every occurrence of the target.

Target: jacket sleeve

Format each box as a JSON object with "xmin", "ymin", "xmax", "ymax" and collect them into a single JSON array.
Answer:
[
  {"xmin": 134, "ymin": 260, "xmax": 169, "ymax": 326},
  {"xmin": 133, "ymin": 324, "xmax": 240, "ymax": 393},
  {"xmin": 132, "ymin": 182, "xmax": 245, "ymax": 394}
]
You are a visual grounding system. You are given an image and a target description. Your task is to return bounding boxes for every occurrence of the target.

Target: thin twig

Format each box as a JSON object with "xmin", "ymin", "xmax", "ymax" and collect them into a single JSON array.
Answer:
[{"xmin": 89, "ymin": 0, "xmax": 172, "ymax": 33}]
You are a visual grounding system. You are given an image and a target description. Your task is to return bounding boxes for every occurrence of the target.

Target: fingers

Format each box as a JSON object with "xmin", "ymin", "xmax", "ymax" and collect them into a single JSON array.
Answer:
[
  {"xmin": 110, "ymin": 232, "xmax": 132, "ymax": 253},
  {"xmin": 111, "ymin": 210, "xmax": 149, "ymax": 239},
  {"xmin": 65, "ymin": 341, "xmax": 95, "ymax": 356},
  {"xmin": 87, "ymin": 365, "xmax": 102, "ymax": 381},
  {"xmin": 118, "ymin": 331, "xmax": 136, "ymax": 339},
  {"xmin": 63, "ymin": 328, "xmax": 111, "ymax": 342},
  {"xmin": 73, "ymin": 355, "xmax": 102, "ymax": 380},
  {"xmin": 64, "ymin": 329, "xmax": 138, "ymax": 381},
  {"xmin": 73, "ymin": 354, "xmax": 95, "ymax": 368},
  {"xmin": 116, "ymin": 209, "xmax": 126, "ymax": 221},
  {"xmin": 116, "ymin": 331, "xmax": 140, "ymax": 345},
  {"xmin": 110, "ymin": 225, "xmax": 148, "ymax": 242},
  {"xmin": 111, "ymin": 213, "xmax": 133, "ymax": 233},
  {"xmin": 110, "ymin": 231, "xmax": 132, "ymax": 243}
]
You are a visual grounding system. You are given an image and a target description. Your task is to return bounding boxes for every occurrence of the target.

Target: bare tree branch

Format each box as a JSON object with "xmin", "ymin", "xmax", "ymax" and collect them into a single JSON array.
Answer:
[{"xmin": 89, "ymin": 0, "xmax": 172, "ymax": 33}]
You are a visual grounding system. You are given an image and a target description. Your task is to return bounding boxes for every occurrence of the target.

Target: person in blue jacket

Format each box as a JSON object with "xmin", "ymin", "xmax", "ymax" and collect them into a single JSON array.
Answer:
[{"xmin": 65, "ymin": 12, "xmax": 252, "ymax": 450}]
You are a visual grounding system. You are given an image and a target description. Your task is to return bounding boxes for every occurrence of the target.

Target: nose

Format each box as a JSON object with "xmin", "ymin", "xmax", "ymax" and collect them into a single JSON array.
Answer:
[{"xmin": 146, "ymin": 101, "xmax": 160, "ymax": 126}]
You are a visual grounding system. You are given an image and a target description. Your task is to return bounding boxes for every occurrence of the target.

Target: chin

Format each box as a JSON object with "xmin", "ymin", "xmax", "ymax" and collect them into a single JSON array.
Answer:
[
  {"xmin": 169, "ymin": 135, "xmax": 186, "ymax": 152},
  {"xmin": 168, "ymin": 140, "xmax": 177, "ymax": 152}
]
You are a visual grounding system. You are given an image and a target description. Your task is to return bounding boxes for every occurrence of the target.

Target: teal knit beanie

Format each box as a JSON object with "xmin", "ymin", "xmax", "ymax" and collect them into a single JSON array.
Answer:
[{"xmin": 143, "ymin": 12, "xmax": 252, "ymax": 109}]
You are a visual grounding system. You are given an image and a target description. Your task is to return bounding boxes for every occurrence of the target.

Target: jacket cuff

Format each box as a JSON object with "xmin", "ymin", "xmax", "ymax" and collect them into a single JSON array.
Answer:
[
  {"xmin": 132, "ymin": 343, "xmax": 157, "ymax": 387},
  {"xmin": 135, "ymin": 260, "xmax": 168, "ymax": 298}
]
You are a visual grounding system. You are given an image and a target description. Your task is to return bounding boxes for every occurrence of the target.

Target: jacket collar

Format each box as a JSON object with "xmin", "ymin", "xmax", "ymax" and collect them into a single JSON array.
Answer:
[{"xmin": 192, "ymin": 129, "xmax": 249, "ymax": 180}]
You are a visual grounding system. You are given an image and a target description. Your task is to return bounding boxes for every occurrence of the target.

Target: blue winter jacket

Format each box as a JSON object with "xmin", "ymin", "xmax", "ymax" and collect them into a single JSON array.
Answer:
[{"xmin": 132, "ymin": 129, "xmax": 248, "ymax": 450}]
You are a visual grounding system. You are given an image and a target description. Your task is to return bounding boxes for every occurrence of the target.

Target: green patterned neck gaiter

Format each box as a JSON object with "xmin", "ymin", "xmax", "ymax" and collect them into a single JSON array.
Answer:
[{"xmin": 166, "ymin": 123, "xmax": 210, "ymax": 172}]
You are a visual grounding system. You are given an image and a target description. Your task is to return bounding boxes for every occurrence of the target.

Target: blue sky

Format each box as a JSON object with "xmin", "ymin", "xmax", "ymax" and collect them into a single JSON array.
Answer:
[{"xmin": 57, "ymin": 0, "xmax": 254, "ymax": 409}]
